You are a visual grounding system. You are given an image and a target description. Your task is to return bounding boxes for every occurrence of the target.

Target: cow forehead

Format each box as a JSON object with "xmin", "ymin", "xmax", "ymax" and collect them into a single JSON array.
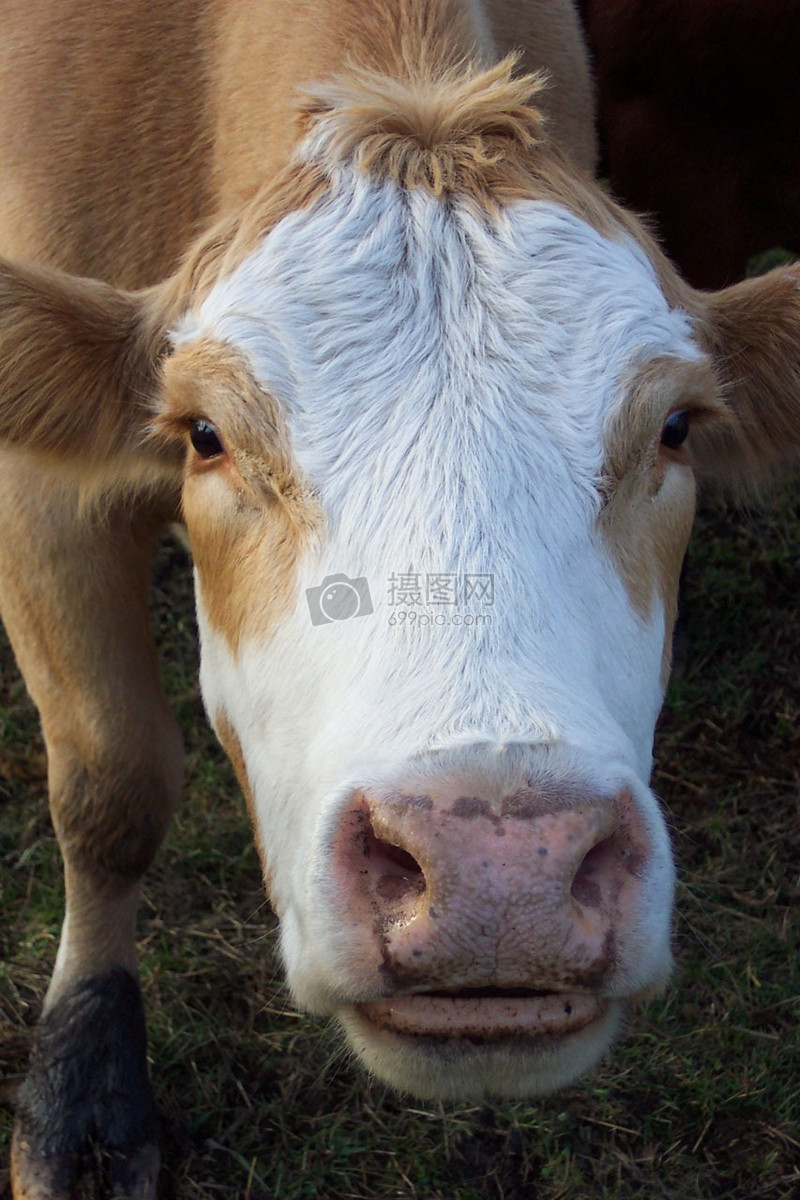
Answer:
[{"xmin": 175, "ymin": 181, "xmax": 699, "ymax": 497}]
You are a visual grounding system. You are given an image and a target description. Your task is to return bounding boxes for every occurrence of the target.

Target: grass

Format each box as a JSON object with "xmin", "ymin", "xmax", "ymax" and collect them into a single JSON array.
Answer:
[{"xmin": 1, "ymin": 498, "xmax": 799, "ymax": 1198}]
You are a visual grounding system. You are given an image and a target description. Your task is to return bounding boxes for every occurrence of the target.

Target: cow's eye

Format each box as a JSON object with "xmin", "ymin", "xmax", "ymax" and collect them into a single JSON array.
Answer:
[
  {"xmin": 189, "ymin": 419, "xmax": 224, "ymax": 459},
  {"xmin": 660, "ymin": 410, "xmax": 690, "ymax": 450}
]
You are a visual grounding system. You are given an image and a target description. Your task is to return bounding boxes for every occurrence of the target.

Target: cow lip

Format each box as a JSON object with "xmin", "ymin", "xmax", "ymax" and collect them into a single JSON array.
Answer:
[{"xmin": 354, "ymin": 991, "xmax": 610, "ymax": 1041}]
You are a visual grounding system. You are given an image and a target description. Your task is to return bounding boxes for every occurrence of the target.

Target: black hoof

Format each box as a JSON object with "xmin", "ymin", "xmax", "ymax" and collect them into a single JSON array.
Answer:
[{"xmin": 11, "ymin": 968, "xmax": 160, "ymax": 1199}]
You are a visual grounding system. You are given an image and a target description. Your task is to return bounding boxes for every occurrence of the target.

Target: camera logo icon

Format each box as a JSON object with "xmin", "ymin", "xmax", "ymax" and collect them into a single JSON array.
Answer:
[{"xmin": 306, "ymin": 573, "xmax": 374, "ymax": 625}]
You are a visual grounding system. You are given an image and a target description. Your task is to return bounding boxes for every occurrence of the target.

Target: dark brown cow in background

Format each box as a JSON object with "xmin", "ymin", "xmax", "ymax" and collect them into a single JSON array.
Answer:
[{"xmin": 579, "ymin": 0, "xmax": 800, "ymax": 288}]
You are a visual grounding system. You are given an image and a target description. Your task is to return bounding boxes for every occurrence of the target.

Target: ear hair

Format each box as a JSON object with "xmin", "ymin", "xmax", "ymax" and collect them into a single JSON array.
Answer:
[
  {"xmin": 0, "ymin": 256, "xmax": 175, "ymax": 463},
  {"xmin": 691, "ymin": 265, "xmax": 800, "ymax": 495}
]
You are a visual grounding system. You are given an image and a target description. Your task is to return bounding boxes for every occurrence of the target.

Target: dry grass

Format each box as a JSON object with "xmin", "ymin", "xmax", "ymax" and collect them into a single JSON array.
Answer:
[{"xmin": 1, "ymin": 485, "xmax": 799, "ymax": 1199}]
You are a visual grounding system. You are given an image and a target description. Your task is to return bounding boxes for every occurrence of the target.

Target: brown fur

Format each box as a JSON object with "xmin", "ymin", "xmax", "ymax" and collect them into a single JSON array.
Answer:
[
  {"xmin": 214, "ymin": 712, "xmax": 257, "ymax": 828},
  {"xmin": 207, "ymin": 0, "xmax": 596, "ymax": 214},
  {"xmin": 2, "ymin": 3, "xmax": 800, "ymax": 1184},
  {"xmin": 299, "ymin": 55, "xmax": 547, "ymax": 204},
  {"xmin": 0, "ymin": 0, "xmax": 798, "ymax": 664},
  {"xmin": 0, "ymin": 0, "xmax": 213, "ymax": 289},
  {"xmin": 0, "ymin": 0, "xmax": 593, "ymax": 288},
  {"xmin": 0, "ymin": 258, "xmax": 176, "ymax": 478},
  {"xmin": 602, "ymin": 356, "xmax": 731, "ymax": 516},
  {"xmin": 0, "ymin": 480, "xmax": 184, "ymax": 1008},
  {"xmin": 48, "ymin": 873, "xmax": 143, "ymax": 1004},
  {"xmin": 160, "ymin": 339, "xmax": 322, "ymax": 650},
  {"xmin": 165, "ymin": 59, "xmax": 683, "ymax": 322},
  {"xmin": 485, "ymin": 0, "xmax": 595, "ymax": 172},
  {"xmin": 691, "ymin": 266, "xmax": 800, "ymax": 492},
  {"xmin": 600, "ymin": 357, "xmax": 726, "ymax": 682},
  {"xmin": 157, "ymin": 338, "xmax": 295, "ymax": 469},
  {"xmin": 214, "ymin": 710, "xmax": 278, "ymax": 906},
  {"xmin": 157, "ymin": 164, "xmax": 330, "ymax": 325}
]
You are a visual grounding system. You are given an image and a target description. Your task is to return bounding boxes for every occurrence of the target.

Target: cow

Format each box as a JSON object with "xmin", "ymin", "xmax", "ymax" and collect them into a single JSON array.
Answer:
[
  {"xmin": 2, "ymin": 1, "xmax": 800, "ymax": 1196},
  {"xmin": 578, "ymin": 0, "xmax": 800, "ymax": 288}
]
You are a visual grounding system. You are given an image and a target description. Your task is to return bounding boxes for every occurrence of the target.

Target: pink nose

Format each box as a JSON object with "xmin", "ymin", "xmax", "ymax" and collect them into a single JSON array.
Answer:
[{"xmin": 332, "ymin": 776, "xmax": 650, "ymax": 994}]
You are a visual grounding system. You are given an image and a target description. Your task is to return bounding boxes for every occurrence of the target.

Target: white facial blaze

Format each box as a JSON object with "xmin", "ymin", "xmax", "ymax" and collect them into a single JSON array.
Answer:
[{"xmin": 178, "ymin": 174, "xmax": 695, "ymax": 1021}]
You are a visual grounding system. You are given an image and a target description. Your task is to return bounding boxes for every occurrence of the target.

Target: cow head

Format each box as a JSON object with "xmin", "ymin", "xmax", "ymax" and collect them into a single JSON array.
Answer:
[{"xmin": 2, "ymin": 60, "xmax": 799, "ymax": 1100}]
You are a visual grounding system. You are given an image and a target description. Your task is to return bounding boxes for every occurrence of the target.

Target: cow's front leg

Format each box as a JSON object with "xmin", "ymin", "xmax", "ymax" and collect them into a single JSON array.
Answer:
[
  {"xmin": 10, "ymin": 876, "xmax": 168, "ymax": 1199},
  {"xmin": 0, "ymin": 463, "xmax": 183, "ymax": 1200},
  {"xmin": 12, "ymin": 959, "xmax": 159, "ymax": 1200}
]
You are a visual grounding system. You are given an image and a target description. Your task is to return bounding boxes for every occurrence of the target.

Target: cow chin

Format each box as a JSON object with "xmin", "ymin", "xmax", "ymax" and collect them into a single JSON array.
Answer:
[{"xmin": 336, "ymin": 995, "xmax": 623, "ymax": 1100}]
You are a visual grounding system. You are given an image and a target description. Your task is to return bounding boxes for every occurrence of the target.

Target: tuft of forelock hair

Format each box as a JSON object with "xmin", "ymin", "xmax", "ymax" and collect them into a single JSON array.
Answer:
[{"xmin": 298, "ymin": 55, "xmax": 549, "ymax": 205}]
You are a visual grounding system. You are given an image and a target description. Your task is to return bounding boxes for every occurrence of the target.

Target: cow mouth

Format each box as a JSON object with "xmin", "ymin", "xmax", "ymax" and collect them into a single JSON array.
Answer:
[{"xmin": 354, "ymin": 989, "xmax": 611, "ymax": 1042}]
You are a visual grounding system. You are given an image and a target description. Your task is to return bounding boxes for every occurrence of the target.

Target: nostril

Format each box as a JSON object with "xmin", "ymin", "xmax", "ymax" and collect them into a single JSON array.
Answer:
[
  {"xmin": 364, "ymin": 821, "xmax": 426, "ymax": 904},
  {"xmin": 570, "ymin": 833, "xmax": 619, "ymax": 909}
]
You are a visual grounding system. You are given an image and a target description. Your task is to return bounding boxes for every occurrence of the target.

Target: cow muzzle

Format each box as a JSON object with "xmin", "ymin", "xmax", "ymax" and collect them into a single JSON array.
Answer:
[{"xmin": 320, "ymin": 753, "xmax": 672, "ymax": 1098}]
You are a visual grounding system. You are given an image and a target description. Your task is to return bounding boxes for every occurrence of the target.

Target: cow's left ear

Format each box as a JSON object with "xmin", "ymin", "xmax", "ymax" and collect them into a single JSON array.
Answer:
[
  {"xmin": 689, "ymin": 264, "xmax": 800, "ymax": 492},
  {"xmin": 0, "ymin": 256, "xmax": 174, "ymax": 471}
]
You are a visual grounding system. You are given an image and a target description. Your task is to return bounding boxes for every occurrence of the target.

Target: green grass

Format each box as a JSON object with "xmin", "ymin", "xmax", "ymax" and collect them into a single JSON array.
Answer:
[{"xmin": 2, "ymin": 494, "xmax": 799, "ymax": 1200}]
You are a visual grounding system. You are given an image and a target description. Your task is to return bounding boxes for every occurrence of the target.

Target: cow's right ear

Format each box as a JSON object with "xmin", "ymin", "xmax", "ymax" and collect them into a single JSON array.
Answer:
[{"xmin": 0, "ymin": 256, "xmax": 177, "ymax": 475}]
